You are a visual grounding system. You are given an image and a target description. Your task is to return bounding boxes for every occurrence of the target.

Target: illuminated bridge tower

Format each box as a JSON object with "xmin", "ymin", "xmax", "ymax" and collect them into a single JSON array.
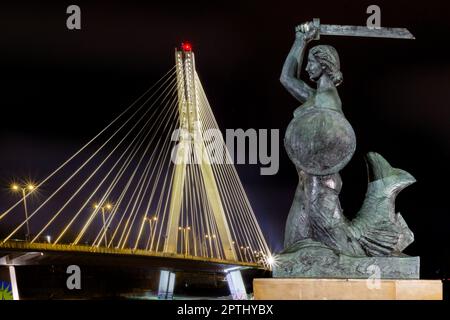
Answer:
[{"xmin": 164, "ymin": 43, "xmax": 237, "ymax": 261}]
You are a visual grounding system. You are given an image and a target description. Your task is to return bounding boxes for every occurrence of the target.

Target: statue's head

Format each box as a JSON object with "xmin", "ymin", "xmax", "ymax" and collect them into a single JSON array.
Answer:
[{"xmin": 306, "ymin": 45, "xmax": 343, "ymax": 86}]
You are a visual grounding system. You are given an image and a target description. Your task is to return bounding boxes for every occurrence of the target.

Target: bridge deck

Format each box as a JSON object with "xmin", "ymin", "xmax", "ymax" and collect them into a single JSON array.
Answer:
[{"xmin": 0, "ymin": 240, "xmax": 264, "ymax": 269}]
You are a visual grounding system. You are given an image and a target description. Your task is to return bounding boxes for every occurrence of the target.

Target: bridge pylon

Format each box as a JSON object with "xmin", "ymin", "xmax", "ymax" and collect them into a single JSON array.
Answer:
[{"xmin": 164, "ymin": 43, "xmax": 237, "ymax": 261}]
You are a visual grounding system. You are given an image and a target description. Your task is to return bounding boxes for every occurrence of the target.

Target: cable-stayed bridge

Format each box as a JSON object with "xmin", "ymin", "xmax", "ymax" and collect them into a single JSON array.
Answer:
[{"xmin": 0, "ymin": 43, "xmax": 271, "ymax": 300}]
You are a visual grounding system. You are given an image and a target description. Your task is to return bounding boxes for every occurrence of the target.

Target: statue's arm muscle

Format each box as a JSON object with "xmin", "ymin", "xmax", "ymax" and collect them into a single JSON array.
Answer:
[{"xmin": 280, "ymin": 37, "xmax": 315, "ymax": 103}]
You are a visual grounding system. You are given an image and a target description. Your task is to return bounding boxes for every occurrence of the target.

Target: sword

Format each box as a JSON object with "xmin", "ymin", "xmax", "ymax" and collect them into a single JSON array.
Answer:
[
  {"xmin": 303, "ymin": 18, "xmax": 415, "ymax": 40},
  {"xmin": 296, "ymin": 19, "xmax": 414, "ymax": 78}
]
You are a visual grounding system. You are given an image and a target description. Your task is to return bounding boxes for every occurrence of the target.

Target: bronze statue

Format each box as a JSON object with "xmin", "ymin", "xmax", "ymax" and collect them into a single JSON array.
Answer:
[{"xmin": 275, "ymin": 21, "xmax": 419, "ymax": 279}]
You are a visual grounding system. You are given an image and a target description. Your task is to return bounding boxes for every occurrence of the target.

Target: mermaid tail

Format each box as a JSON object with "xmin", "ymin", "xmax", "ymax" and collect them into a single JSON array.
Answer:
[{"xmin": 350, "ymin": 152, "xmax": 416, "ymax": 256}]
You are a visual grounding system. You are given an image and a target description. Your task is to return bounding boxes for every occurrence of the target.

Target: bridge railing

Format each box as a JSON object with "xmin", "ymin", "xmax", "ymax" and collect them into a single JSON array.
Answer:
[{"xmin": 0, "ymin": 240, "xmax": 266, "ymax": 269}]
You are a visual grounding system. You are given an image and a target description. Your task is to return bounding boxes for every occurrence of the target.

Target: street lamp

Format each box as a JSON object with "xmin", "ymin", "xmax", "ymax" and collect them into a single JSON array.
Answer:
[
  {"xmin": 240, "ymin": 245, "xmax": 251, "ymax": 262},
  {"xmin": 11, "ymin": 182, "xmax": 37, "ymax": 241},
  {"xmin": 203, "ymin": 234, "xmax": 209, "ymax": 257},
  {"xmin": 246, "ymin": 246, "xmax": 252, "ymax": 262},
  {"xmin": 145, "ymin": 216, "xmax": 158, "ymax": 251},
  {"xmin": 135, "ymin": 215, "xmax": 158, "ymax": 251},
  {"xmin": 204, "ymin": 234, "xmax": 217, "ymax": 257},
  {"xmin": 94, "ymin": 202, "xmax": 113, "ymax": 246},
  {"xmin": 178, "ymin": 226, "xmax": 191, "ymax": 256}
]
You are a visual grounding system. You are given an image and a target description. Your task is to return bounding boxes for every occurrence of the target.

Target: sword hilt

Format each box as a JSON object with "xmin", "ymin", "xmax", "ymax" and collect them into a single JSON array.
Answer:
[
  {"xmin": 298, "ymin": 18, "xmax": 321, "ymax": 40},
  {"xmin": 313, "ymin": 18, "xmax": 321, "ymax": 40}
]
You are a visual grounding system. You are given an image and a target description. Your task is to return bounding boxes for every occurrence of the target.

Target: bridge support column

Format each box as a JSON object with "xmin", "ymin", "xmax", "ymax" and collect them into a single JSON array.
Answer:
[
  {"xmin": 226, "ymin": 269, "xmax": 247, "ymax": 300},
  {"xmin": 0, "ymin": 257, "xmax": 20, "ymax": 300},
  {"xmin": 1, "ymin": 252, "xmax": 46, "ymax": 300},
  {"xmin": 158, "ymin": 270, "xmax": 176, "ymax": 300},
  {"xmin": 8, "ymin": 266, "xmax": 20, "ymax": 300}
]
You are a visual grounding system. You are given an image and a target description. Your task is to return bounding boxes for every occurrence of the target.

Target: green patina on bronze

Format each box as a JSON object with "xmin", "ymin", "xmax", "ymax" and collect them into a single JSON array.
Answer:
[{"xmin": 275, "ymin": 21, "xmax": 419, "ymax": 279}]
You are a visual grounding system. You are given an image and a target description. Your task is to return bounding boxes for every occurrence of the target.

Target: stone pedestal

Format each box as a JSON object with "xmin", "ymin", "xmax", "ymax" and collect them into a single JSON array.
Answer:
[
  {"xmin": 273, "ymin": 240, "xmax": 420, "ymax": 279},
  {"xmin": 253, "ymin": 278, "xmax": 442, "ymax": 300}
]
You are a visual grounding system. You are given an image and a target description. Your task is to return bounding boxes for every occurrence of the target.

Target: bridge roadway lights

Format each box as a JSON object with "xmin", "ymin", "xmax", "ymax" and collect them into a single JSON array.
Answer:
[
  {"xmin": 225, "ymin": 268, "xmax": 247, "ymax": 300},
  {"xmin": 158, "ymin": 270, "xmax": 176, "ymax": 300}
]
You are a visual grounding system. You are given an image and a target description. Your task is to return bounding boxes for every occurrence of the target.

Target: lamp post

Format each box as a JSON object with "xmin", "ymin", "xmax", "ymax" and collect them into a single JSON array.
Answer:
[
  {"xmin": 11, "ymin": 183, "xmax": 36, "ymax": 241},
  {"xmin": 240, "ymin": 245, "xmax": 250, "ymax": 262},
  {"xmin": 94, "ymin": 202, "xmax": 113, "ymax": 247},
  {"xmin": 203, "ymin": 235, "xmax": 209, "ymax": 257},
  {"xmin": 185, "ymin": 226, "xmax": 191, "ymax": 256},
  {"xmin": 178, "ymin": 226, "xmax": 191, "ymax": 256},
  {"xmin": 205, "ymin": 234, "xmax": 216, "ymax": 257},
  {"xmin": 146, "ymin": 216, "xmax": 158, "ymax": 251}
]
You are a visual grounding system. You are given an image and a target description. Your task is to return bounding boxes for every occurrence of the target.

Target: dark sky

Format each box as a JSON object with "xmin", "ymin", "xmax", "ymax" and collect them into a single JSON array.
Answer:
[{"xmin": 0, "ymin": 0, "xmax": 449, "ymax": 278}]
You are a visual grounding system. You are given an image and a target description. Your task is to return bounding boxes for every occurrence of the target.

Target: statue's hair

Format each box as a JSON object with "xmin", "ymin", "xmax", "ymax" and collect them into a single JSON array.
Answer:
[{"xmin": 310, "ymin": 45, "xmax": 343, "ymax": 86}]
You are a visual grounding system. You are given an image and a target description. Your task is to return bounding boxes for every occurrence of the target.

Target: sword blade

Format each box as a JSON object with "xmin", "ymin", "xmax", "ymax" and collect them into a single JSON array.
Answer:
[{"xmin": 320, "ymin": 24, "xmax": 415, "ymax": 39}]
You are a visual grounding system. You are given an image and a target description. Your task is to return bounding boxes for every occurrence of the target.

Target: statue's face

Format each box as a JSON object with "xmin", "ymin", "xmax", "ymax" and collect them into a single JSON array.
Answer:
[{"xmin": 306, "ymin": 54, "xmax": 322, "ymax": 81}]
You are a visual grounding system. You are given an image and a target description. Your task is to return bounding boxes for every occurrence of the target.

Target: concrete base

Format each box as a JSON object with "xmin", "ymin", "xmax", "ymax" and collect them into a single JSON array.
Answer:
[{"xmin": 253, "ymin": 278, "xmax": 443, "ymax": 300}]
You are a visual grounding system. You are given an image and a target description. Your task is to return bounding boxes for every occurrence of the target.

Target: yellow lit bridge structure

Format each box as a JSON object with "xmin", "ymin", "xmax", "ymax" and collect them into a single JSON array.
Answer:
[{"xmin": 0, "ymin": 43, "xmax": 271, "ymax": 300}]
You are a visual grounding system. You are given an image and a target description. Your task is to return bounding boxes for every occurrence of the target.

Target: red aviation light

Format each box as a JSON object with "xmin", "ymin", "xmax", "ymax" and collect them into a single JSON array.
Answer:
[{"xmin": 181, "ymin": 42, "xmax": 192, "ymax": 52}]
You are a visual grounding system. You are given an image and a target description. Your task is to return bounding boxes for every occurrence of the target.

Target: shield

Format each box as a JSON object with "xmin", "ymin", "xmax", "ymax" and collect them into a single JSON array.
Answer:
[{"xmin": 284, "ymin": 107, "xmax": 356, "ymax": 175}]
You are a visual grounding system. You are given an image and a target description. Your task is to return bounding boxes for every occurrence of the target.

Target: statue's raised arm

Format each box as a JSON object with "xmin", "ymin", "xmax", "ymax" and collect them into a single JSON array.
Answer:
[{"xmin": 280, "ymin": 22, "xmax": 318, "ymax": 103}]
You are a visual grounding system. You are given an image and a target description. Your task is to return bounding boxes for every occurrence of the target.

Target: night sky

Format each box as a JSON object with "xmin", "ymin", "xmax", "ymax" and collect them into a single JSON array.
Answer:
[{"xmin": 0, "ymin": 0, "xmax": 449, "ymax": 279}]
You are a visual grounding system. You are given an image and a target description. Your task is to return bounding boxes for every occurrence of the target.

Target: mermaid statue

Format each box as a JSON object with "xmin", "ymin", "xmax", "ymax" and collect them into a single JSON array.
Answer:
[{"xmin": 275, "ymin": 21, "xmax": 419, "ymax": 279}]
